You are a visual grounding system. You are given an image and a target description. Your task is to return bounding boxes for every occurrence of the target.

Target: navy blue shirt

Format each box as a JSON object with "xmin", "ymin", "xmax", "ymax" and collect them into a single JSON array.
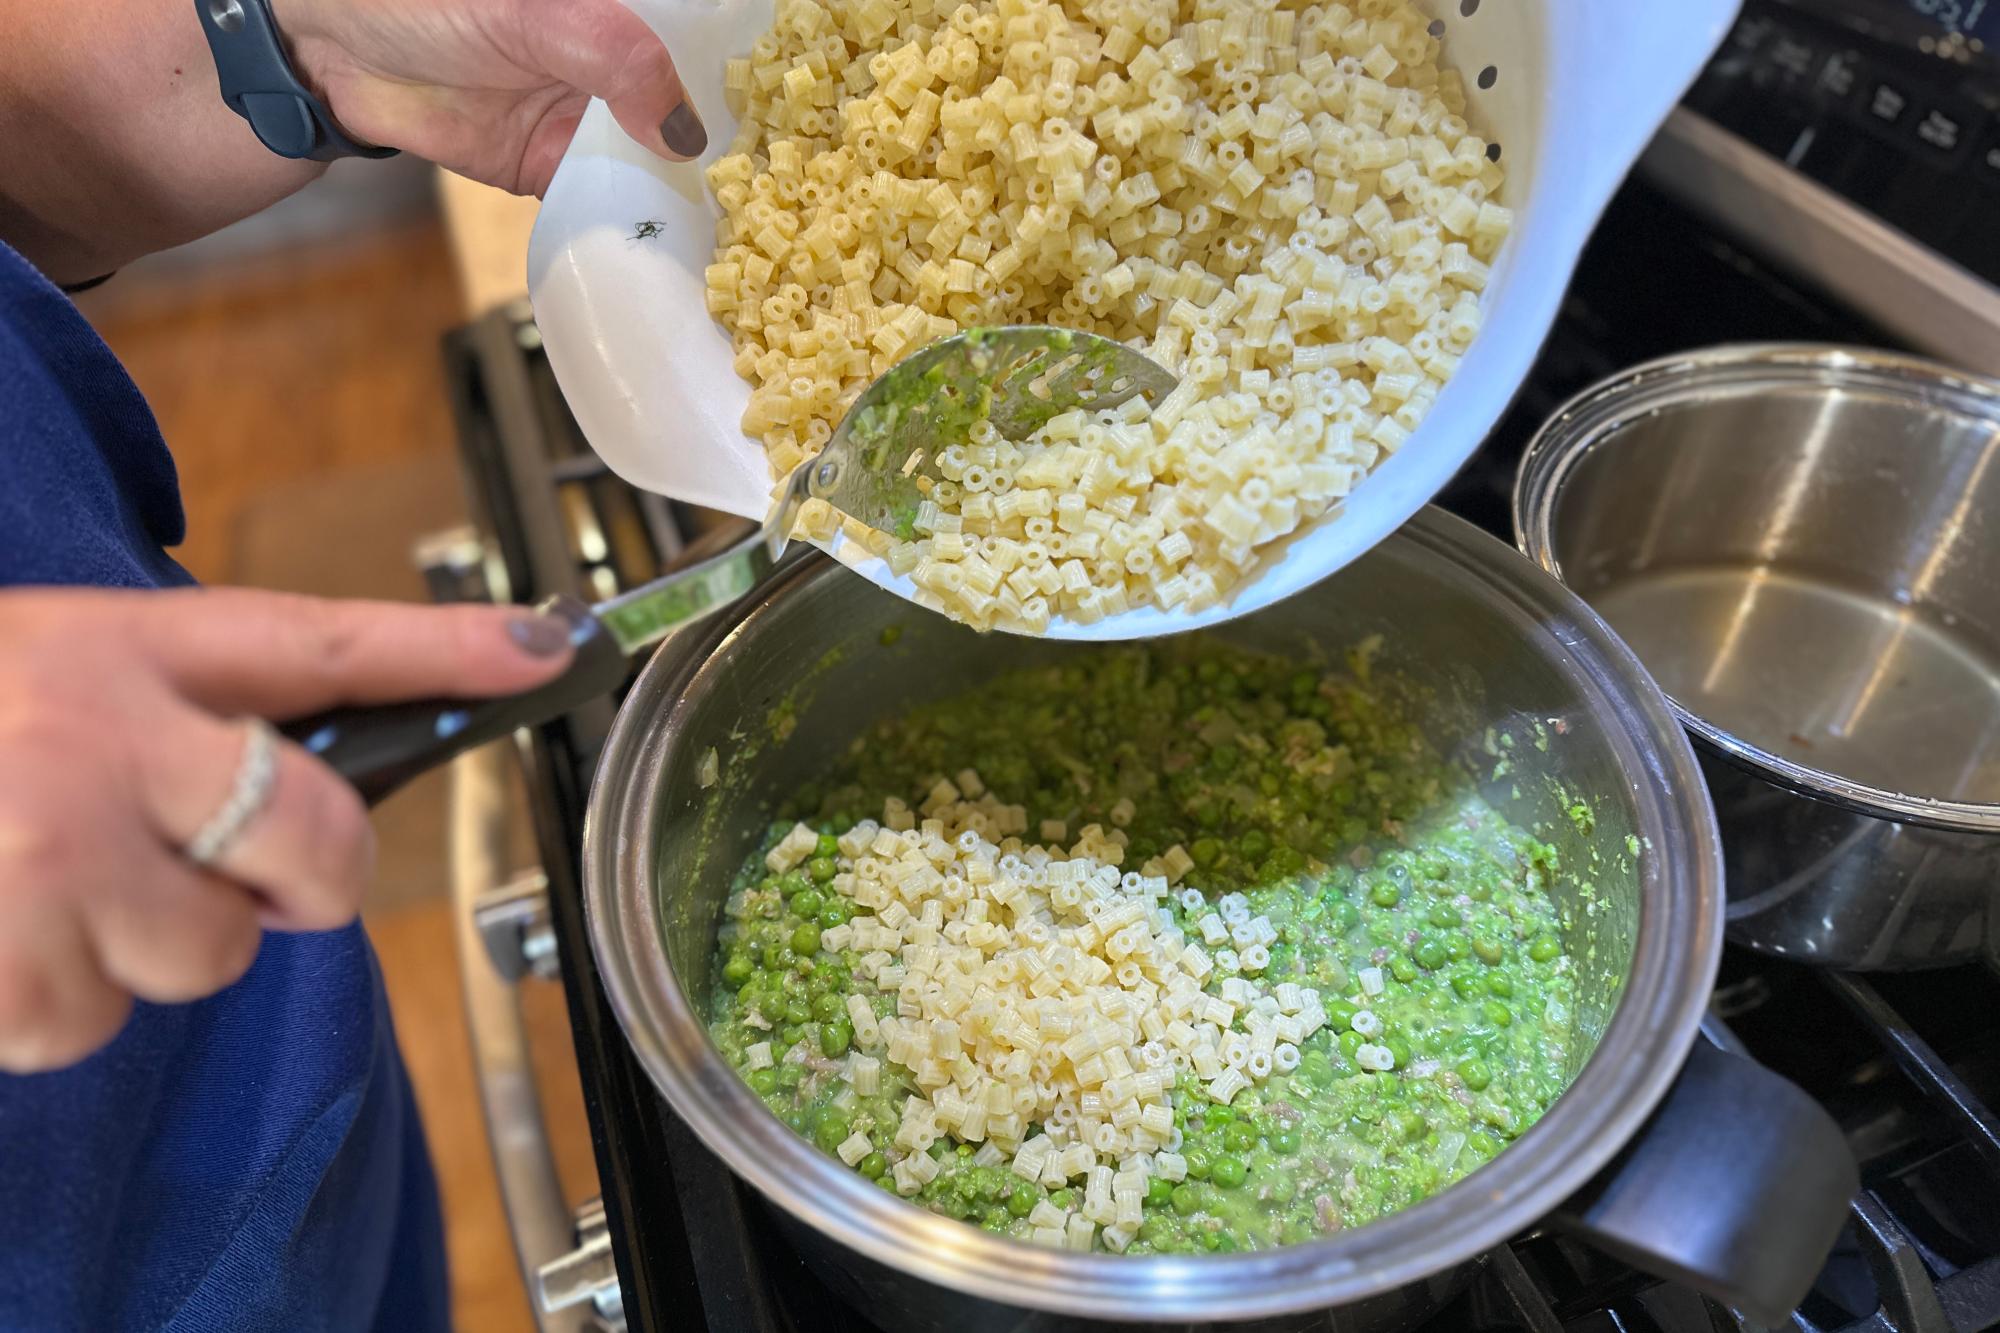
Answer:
[{"xmin": 0, "ymin": 241, "xmax": 449, "ymax": 1332}]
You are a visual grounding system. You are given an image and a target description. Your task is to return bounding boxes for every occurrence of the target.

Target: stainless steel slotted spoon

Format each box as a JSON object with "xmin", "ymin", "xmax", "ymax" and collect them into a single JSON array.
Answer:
[{"xmin": 284, "ymin": 326, "xmax": 1178, "ymax": 801}]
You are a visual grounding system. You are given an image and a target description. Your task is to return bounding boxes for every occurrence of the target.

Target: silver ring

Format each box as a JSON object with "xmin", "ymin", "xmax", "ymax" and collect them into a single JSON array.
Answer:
[{"xmin": 185, "ymin": 719, "xmax": 279, "ymax": 867}]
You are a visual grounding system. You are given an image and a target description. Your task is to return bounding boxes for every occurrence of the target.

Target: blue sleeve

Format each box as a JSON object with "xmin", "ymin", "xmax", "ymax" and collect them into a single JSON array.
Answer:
[{"xmin": 0, "ymin": 240, "xmax": 451, "ymax": 1332}]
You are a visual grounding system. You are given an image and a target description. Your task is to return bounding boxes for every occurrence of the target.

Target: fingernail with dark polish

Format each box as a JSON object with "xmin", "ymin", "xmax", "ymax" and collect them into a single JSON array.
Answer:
[
  {"xmin": 510, "ymin": 613, "xmax": 574, "ymax": 658},
  {"xmin": 661, "ymin": 100, "xmax": 708, "ymax": 158}
]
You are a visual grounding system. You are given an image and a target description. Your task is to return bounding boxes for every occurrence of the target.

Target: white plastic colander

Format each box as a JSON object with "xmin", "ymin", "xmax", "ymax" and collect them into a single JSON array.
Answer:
[{"xmin": 527, "ymin": 0, "xmax": 1740, "ymax": 640}]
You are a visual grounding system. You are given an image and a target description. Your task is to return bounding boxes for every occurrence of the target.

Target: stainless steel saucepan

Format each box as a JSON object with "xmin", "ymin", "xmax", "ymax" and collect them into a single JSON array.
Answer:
[
  {"xmin": 580, "ymin": 510, "xmax": 1856, "ymax": 1331},
  {"xmin": 1516, "ymin": 345, "xmax": 2000, "ymax": 970}
]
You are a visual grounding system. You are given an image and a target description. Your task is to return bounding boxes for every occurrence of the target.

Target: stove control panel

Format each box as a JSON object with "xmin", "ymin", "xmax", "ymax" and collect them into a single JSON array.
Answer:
[{"xmin": 1685, "ymin": 0, "xmax": 2000, "ymax": 283}]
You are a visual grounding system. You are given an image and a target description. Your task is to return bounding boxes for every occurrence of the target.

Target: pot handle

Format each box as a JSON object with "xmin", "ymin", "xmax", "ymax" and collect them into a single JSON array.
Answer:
[
  {"xmin": 278, "ymin": 596, "xmax": 630, "ymax": 805},
  {"xmin": 1548, "ymin": 1039, "xmax": 1858, "ymax": 1326}
]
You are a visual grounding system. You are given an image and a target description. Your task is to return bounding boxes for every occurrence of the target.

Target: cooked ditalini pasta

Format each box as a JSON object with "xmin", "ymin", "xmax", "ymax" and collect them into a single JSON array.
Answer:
[
  {"xmin": 748, "ymin": 783, "xmax": 1371, "ymax": 1250},
  {"xmin": 705, "ymin": 0, "xmax": 1507, "ymax": 633}
]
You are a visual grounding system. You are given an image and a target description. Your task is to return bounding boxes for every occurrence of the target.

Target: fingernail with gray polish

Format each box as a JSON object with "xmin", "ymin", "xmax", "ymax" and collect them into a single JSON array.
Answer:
[
  {"xmin": 661, "ymin": 100, "xmax": 708, "ymax": 158},
  {"xmin": 510, "ymin": 613, "xmax": 574, "ymax": 658}
]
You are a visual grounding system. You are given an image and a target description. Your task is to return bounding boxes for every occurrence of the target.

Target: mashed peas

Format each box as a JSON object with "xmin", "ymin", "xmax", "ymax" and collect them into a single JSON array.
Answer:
[{"xmin": 707, "ymin": 639, "xmax": 1577, "ymax": 1253}]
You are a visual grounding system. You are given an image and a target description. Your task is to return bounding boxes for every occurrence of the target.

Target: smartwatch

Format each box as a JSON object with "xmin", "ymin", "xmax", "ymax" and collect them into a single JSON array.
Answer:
[{"xmin": 194, "ymin": 0, "xmax": 397, "ymax": 162}]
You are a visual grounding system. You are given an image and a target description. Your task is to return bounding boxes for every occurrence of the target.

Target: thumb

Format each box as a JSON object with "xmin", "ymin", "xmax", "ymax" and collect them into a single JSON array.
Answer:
[
  {"xmin": 113, "ymin": 588, "xmax": 579, "ymax": 719},
  {"xmin": 533, "ymin": 0, "xmax": 708, "ymax": 162}
]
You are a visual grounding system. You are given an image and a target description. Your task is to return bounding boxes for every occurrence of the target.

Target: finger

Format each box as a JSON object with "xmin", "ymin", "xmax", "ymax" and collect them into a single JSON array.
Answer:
[
  {"xmin": 530, "ymin": 0, "xmax": 707, "ymax": 162},
  {"xmin": 0, "ymin": 902, "xmax": 131, "ymax": 1074},
  {"xmin": 134, "ymin": 705, "xmax": 376, "ymax": 933},
  {"xmin": 117, "ymin": 588, "xmax": 576, "ymax": 720},
  {"xmin": 87, "ymin": 843, "xmax": 263, "ymax": 1005}
]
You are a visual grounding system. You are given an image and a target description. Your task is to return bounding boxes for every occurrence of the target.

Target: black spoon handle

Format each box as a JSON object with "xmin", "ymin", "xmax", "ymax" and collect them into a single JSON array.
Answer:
[{"xmin": 280, "ymin": 596, "xmax": 629, "ymax": 805}]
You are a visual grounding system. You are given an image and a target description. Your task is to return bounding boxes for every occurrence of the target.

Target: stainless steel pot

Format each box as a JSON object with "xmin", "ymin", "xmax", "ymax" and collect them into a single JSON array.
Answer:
[
  {"xmin": 1515, "ymin": 345, "xmax": 2000, "ymax": 971},
  {"xmin": 583, "ymin": 509, "xmax": 1857, "ymax": 1329}
]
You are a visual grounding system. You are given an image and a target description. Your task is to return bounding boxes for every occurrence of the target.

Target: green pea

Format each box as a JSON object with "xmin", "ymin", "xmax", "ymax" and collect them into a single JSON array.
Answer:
[
  {"xmin": 815, "ymin": 833, "xmax": 841, "ymax": 859},
  {"xmin": 1471, "ymin": 934, "xmax": 1506, "ymax": 964},
  {"xmin": 1466, "ymin": 1130, "xmax": 1502, "ymax": 1161},
  {"xmin": 1210, "ymin": 1155, "xmax": 1248, "ymax": 1188},
  {"xmin": 1529, "ymin": 934, "xmax": 1562, "ymax": 962},
  {"xmin": 1223, "ymin": 1121, "xmax": 1257, "ymax": 1151},
  {"xmin": 1299, "ymin": 1052, "xmax": 1335, "ymax": 1087},
  {"xmin": 1170, "ymin": 1184, "xmax": 1202, "ymax": 1215},
  {"xmin": 1007, "ymin": 1185, "xmax": 1037, "ymax": 1217},
  {"xmin": 1326, "ymin": 999, "xmax": 1359, "ymax": 1030},
  {"xmin": 1146, "ymin": 1176, "xmax": 1175, "ymax": 1209},
  {"xmin": 746, "ymin": 1068, "xmax": 779, "ymax": 1095},
  {"xmin": 1190, "ymin": 837, "xmax": 1222, "ymax": 867},
  {"xmin": 1414, "ymin": 938, "xmax": 1448, "ymax": 970},
  {"xmin": 820, "ymin": 1020, "xmax": 853, "ymax": 1057},
  {"xmin": 774, "ymin": 1063, "xmax": 803, "ymax": 1089},
  {"xmin": 1270, "ymin": 1129, "xmax": 1300, "ymax": 1155},
  {"xmin": 721, "ymin": 954, "xmax": 754, "ymax": 987},
  {"xmin": 1202, "ymin": 1105, "xmax": 1235, "ymax": 1131},
  {"xmin": 791, "ymin": 889, "xmax": 825, "ymax": 919},
  {"xmin": 1139, "ymin": 1216, "xmax": 1174, "ymax": 1246},
  {"xmin": 859, "ymin": 1152, "xmax": 887, "ymax": 1179},
  {"xmin": 1337, "ymin": 1029, "xmax": 1364, "ymax": 1058},
  {"xmin": 813, "ymin": 992, "xmax": 844, "ymax": 1021},
  {"xmin": 1267, "ymin": 1172, "xmax": 1297, "ymax": 1205},
  {"xmin": 791, "ymin": 923, "xmax": 823, "ymax": 955},
  {"xmin": 1384, "ymin": 1037, "xmax": 1412, "ymax": 1067},
  {"xmin": 1369, "ymin": 880, "xmax": 1401, "ymax": 908},
  {"xmin": 1446, "ymin": 934, "xmax": 1472, "ymax": 961},
  {"xmin": 1049, "ymin": 1189, "xmax": 1074, "ymax": 1209},
  {"xmin": 1483, "ymin": 1000, "xmax": 1513, "ymax": 1028},
  {"xmin": 818, "ymin": 900, "xmax": 852, "ymax": 927},
  {"xmin": 1238, "ymin": 828, "xmax": 1270, "ymax": 860},
  {"xmin": 1183, "ymin": 1146, "xmax": 1214, "ymax": 1180},
  {"xmin": 807, "ymin": 856, "xmax": 837, "ymax": 884},
  {"xmin": 1484, "ymin": 973, "xmax": 1513, "ymax": 999},
  {"xmin": 1428, "ymin": 903, "xmax": 1462, "ymax": 929},
  {"xmin": 1389, "ymin": 956, "xmax": 1419, "ymax": 984},
  {"xmin": 784, "ymin": 997, "xmax": 813, "ymax": 1025},
  {"xmin": 1458, "ymin": 1058, "xmax": 1492, "ymax": 1091},
  {"xmin": 1393, "ymin": 1109, "xmax": 1427, "ymax": 1142},
  {"xmin": 1451, "ymin": 973, "xmax": 1483, "ymax": 1000},
  {"xmin": 814, "ymin": 1109, "xmax": 852, "ymax": 1150}
]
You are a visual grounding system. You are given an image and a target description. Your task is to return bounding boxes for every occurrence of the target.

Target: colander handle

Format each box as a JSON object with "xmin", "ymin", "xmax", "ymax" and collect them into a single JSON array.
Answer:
[{"xmin": 1549, "ymin": 1039, "xmax": 1857, "ymax": 1325}]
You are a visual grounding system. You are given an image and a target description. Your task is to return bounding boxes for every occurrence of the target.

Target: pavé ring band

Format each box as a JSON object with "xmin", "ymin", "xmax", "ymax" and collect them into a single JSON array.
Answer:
[{"xmin": 184, "ymin": 718, "xmax": 279, "ymax": 867}]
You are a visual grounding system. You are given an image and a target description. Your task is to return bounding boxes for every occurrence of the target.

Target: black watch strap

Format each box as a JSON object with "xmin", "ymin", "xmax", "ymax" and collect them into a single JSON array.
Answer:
[{"xmin": 194, "ymin": 0, "xmax": 397, "ymax": 162}]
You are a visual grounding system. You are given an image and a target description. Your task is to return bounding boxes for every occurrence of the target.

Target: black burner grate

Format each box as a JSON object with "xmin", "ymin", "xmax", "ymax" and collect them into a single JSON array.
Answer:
[{"xmin": 440, "ymin": 169, "xmax": 2000, "ymax": 1333}]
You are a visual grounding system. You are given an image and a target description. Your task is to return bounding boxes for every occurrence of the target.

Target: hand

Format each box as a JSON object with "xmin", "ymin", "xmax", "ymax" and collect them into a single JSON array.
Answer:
[
  {"xmin": 0, "ymin": 587, "xmax": 576, "ymax": 1072},
  {"xmin": 274, "ymin": 0, "xmax": 706, "ymax": 195}
]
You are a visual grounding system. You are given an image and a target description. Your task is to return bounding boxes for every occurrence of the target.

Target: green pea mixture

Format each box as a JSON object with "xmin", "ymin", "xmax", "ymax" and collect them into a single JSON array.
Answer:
[{"xmin": 707, "ymin": 639, "xmax": 1578, "ymax": 1253}]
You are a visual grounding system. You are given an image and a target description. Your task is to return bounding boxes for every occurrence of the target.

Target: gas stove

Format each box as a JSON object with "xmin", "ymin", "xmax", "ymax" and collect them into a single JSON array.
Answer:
[{"xmin": 429, "ymin": 10, "xmax": 2000, "ymax": 1326}]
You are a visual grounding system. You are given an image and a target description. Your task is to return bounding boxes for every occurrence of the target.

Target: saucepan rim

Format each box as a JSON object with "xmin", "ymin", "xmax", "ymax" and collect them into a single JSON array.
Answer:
[
  {"xmin": 1514, "ymin": 342, "xmax": 2000, "ymax": 837},
  {"xmin": 581, "ymin": 509, "xmax": 1724, "ymax": 1320}
]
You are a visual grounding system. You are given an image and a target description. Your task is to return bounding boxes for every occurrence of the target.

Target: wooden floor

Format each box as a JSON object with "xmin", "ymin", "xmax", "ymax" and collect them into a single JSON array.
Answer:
[
  {"xmin": 84, "ymin": 219, "xmax": 595, "ymax": 1333},
  {"xmin": 81, "ymin": 219, "xmax": 466, "ymax": 585}
]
